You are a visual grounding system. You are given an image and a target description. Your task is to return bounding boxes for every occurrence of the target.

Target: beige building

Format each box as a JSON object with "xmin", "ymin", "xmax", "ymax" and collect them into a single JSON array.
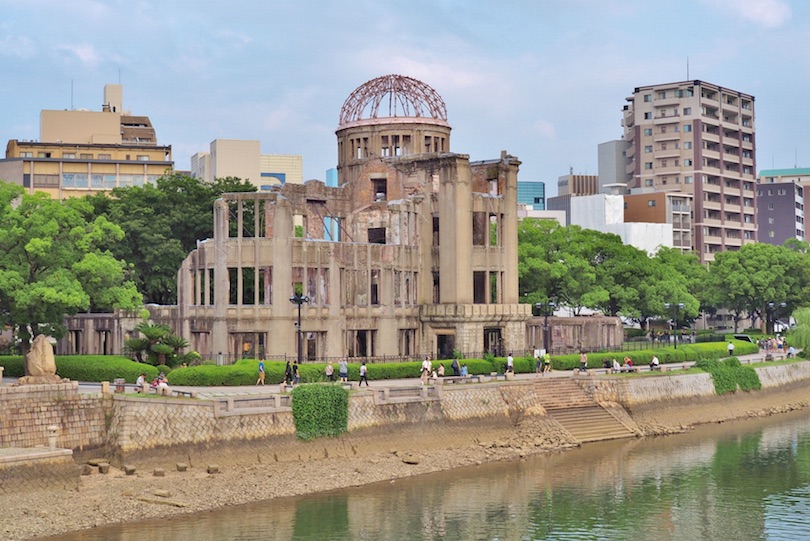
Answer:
[
  {"xmin": 623, "ymin": 80, "xmax": 757, "ymax": 262},
  {"xmin": 0, "ymin": 84, "xmax": 172, "ymax": 198},
  {"xmin": 152, "ymin": 75, "xmax": 532, "ymax": 361},
  {"xmin": 191, "ymin": 139, "xmax": 303, "ymax": 188}
]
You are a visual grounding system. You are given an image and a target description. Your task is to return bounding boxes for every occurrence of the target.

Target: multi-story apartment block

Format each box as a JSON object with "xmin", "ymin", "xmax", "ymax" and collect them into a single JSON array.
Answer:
[
  {"xmin": 517, "ymin": 181, "xmax": 546, "ymax": 210},
  {"xmin": 757, "ymin": 168, "xmax": 807, "ymax": 244},
  {"xmin": 623, "ymin": 80, "xmax": 757, "ymax": 262},
  {"xmin": 191, "ymin": 139, "xmax": 303, "ymax": 189},
  {"xmin": 624, "ymin": 191, "xmax": 694, "ymax": 253},
  {"xmin": 0, "ymin": 84, "xmax": 173, "ymax": 198}
]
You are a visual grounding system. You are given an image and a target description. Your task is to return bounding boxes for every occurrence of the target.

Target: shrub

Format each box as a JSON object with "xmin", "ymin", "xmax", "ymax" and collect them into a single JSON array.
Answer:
[
  {"xmin": 291, "ymin": 384, "xmax": 349, "ymax": 440},
  {"xmin": 695, "ymin": 356, "xmax": 762, "ymax": 394},
  {"xmin": 0, "ymin": 355, "xmax": 159, "ymax": 383}
]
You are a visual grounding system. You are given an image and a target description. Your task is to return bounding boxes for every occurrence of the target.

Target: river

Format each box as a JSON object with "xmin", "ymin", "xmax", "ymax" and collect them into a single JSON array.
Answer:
[{"xmin": 43, "ymin": 410, "xmax": 810, "ymax": 540}]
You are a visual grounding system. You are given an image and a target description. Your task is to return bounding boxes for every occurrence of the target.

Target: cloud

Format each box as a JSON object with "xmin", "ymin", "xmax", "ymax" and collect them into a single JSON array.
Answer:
[
  {"xmin": 704, "ymin": 0, "xmax": 791, "ymax": 28},
  {"xmin": 0, "ymin": 35, "xmax": 37, "ymax": 59},
  {"xmin": 54, "ymin": 43, "xmax": 102, "ymax": 67}
]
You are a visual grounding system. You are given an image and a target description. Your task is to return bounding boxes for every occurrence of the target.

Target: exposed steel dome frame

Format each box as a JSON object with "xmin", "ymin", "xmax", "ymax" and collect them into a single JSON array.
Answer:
[{"xmin": 338, "ymin": 74, "xmax": 447, "ymax": 127}]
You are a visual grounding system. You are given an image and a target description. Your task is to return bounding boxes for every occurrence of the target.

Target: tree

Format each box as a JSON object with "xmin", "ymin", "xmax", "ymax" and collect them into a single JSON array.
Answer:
[
  {"xmin": 124, "ymin": 320, "xmax": 190, "ymax": 366},
  {"xmin": 86, "ymin": 173, "xmax": 256, "ymax": 304},
  {"xmin": 0, "ymin": 182, "xmax": 141, "ymax": 354}
]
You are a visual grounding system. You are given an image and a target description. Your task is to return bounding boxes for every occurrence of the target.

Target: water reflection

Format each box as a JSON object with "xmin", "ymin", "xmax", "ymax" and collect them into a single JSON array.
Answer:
[{"xmin": 44, "ymin": 411, "xmax": 810, "ymax": 541}]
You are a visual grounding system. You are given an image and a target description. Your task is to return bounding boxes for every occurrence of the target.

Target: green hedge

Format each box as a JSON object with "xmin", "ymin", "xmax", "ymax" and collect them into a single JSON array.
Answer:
[
  {"xmin": 291, "ymin": 384, "xmax": 349, "ymax": 440},
  {"xmin": 548, "ymin": 340, "xmax": 758, "ymax": 371},
  {"xmin": 0, "ymin": 355, "xmax": 159, "ymax": 383},
  {"xmin": 694, "ymin": 357, "xmax": 762, "ymax": 395}
]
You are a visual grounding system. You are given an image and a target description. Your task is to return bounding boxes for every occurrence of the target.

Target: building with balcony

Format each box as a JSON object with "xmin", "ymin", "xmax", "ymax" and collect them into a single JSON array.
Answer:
[
  {"xmin": 190, "ymin": 139, "xmax": 303, "ymax": 189},
  {"xmin": 622, "ymin": 80, "xmax": 757, "ymax": 262},
  {"xmin": 0, "ymin": 84, "xmax": 173, "ymax": 198},
  {"xmin": 624, "ymin": 191, "xmax": 694, "ymax": 253}
]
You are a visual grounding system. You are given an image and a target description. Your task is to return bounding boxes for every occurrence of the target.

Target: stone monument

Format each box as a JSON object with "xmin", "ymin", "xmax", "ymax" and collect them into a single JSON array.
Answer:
[{"xmin": 18, "ymin": 334, "xmax": 66, "ymax": 384}]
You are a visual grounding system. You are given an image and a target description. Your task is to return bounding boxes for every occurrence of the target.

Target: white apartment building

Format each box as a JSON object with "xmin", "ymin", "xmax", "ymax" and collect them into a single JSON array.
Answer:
[{"xmin": 623, "ymin": 80, "xmax": 758, "ymax": 262}]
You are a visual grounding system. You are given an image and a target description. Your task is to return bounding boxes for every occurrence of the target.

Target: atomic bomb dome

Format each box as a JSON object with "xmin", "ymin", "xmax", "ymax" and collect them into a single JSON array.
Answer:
[{"xmin": 338, "ymin": 74, "xmax": 448, "ymax": 128}]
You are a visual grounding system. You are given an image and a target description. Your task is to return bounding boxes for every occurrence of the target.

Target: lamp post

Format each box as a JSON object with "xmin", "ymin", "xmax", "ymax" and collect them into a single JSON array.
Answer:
[
  {"xmin": 766, "ymin": 302, "xmax": 787, "ymax": 335},
  {"xmin": 535, "ymin": 301, "xmax": 556, "ymax": 355},
  {"xmin": 664, "ymin": 302, "xmax": 684, "ymax": 349},
  {"xmin": 289, "ymin": 293, "xmax": 310, "ymax": 365}
]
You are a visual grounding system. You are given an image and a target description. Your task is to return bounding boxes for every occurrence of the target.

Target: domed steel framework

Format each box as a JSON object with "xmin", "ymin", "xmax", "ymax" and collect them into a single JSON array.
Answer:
[{"xmin": 338, "ymin": 74, "xmax": 447, "ymax": 127}]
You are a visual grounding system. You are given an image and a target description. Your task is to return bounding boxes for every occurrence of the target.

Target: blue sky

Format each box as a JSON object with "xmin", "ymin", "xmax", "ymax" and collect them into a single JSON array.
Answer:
[{"xmin": 1, "ymin": 0, "xmax": 808, "ymax": 196}]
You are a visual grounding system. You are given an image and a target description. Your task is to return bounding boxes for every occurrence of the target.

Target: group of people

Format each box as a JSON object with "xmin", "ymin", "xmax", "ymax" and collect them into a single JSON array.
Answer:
[
  {"xmin": 135, "ymin": 371, "xmax": 168, "ymax": 391},
  {"xmin": 532, "ymin": 346, "xmax": 552, "ymax": 375},
  {"xmin": 603, "ymin": 356, "xmax": 636, "ymax": 373}
]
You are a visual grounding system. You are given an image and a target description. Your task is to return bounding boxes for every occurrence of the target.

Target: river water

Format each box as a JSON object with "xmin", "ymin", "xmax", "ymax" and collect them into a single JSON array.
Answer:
[{"xmin": 45, "ymin": 410, "xmax": 810, "ymax": 541}]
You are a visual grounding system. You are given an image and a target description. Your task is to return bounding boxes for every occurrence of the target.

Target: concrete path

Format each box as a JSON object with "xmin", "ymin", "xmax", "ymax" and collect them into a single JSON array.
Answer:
[{"xmin": 0, "ymin": 351, "xmax": 780, "ymax": 399}]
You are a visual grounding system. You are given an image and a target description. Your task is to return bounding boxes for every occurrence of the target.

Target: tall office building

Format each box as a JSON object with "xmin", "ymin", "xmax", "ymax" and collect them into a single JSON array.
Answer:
[
  {"xmin": 622, "ymin": 80, "xmax": 757, "ymax": 262},
  {"xmin": 190, "ymin": 139, "xmax": 303, "ymax": 189},
  {"xmin": 757, "ymin": 168, "xmax": 808, "ymax": 244},
  {"xmin": 517, "ymin": 180, "xmax": 546, "ymax": 210}
]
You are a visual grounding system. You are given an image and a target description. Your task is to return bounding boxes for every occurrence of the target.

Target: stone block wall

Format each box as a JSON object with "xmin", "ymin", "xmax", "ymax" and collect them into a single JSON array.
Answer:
[
  {"xmin": 0, "ymin": 383, "xmax": 107, "ymax": 450},
  {"xmin": 756, "ymin": 362, "xmax": 810, "ymax": 388}
]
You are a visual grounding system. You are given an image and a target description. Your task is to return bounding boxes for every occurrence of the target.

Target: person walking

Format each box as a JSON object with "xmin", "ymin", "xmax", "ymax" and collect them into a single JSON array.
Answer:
[
  {"xmin": 284, "ymin": 360, "xmax": 293, "ymax": 385},
  {"xmin": 256, "ymin": 359, "xmax": 266, "ymax": 385},
  {"xmin": 579, "ymin": 351, "xmax": 588, "ymax": 373},
  {"xmin": 325, "ymin": 360, "xmax": 335, "ymax": 382},
  {"xmin": 339, "ymin": 358, "xmax": 349, "ymax": 382},
  {"xmin": 727, "ymin": 341, "xmax": 735, "ymax": 357},
  {"xmin": 451, "ymin": 356, "xmax": 461, "ymax": 376},
  {"xmin": 292, "ymin": 362, "xmax": 300, "ymax": 385},
  {"xmin": 543, "ymin": 352, "xmax": 552, "ymax": 374},
  {"xmin": 533, "ymin": 346, "xmax": 541, "ymax": 374},
  {"xmin": 506, "ymin": 353, "xmax": 514, "ymax": 373},
  {"xmin": 421, "ymin": 355, "xmax": 432, "ymax": 385},
  {"xmin": 359, "ymin": 361, "xmax": 369, "ymax": 386}
]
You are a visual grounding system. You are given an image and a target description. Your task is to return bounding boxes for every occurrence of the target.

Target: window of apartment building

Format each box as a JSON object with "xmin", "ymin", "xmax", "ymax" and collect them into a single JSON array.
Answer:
[
  {"xmin": 683, "ymin": 107, "xmax": 691, "ymax": 115},
  {"xmin": 778, "ymin": 188, "xmax": 787, "ymax": 196},
  {"xmin": 368, "ymin": 227, "xmax": 386, "ymax": 244},
  {"xmin": 743, "ymin": 134, "xmax": 752, "ymax": 142},
  {"xmin": 37, "ymin": 152, "xmax": 51, "ymax": 158},
  {"xmin": 644, "ymin": 112, "xmax": 652, "ymax": 120},
  {"xmin": 657, "ymin": 91, "xmax": 666, "ymax": 99},
  {"xmin": 660, "ymin": 160, "xmax": 667, "ymax": 167},
  {"xmin": 645, "ymin": 162, "xmax": 653, "ymax": 170},
  {"xmin": 767, "ymin": 189, "xmax": 773, "ymax": 196},
  {"xmin": 63, "ymin": 152, "xmax": 76, "ymax": 159},
  {"xmin": 683, "ymin": 124, "xmax": 692, "ymax": 132},
  {"xmin": 660, "ymin": 126, "xmax": 667, "ymax": 133},
  {"xmin": 675, "ymin": 177, "xmax": 680, "ymax": 184},
  {"xmin": 768, "ymin": 203, "xmax": 774, "ymax": 210},
  {"xmin": 745, "ymin": 215, "xmax": 753, "ymax": 223},
  {"xmin": 644, "ymin": 128, "xmax": 652, "ymax": 136},
  {"xmin": 674, "ymin": 159, "xmax": 680, "ymax": 166},
  {"xmin": 20, "ymin": 151, "xmax": 32, "ymax": 158},
  {"xmin": 643, "ymin": 94, "xmax": 652, "ymax": 102},
  {"xmin": 769, "ymin": 231, "xmax": 775, "ymax": 238},
  {"xmin": 136, "ymin": 155, "xmax": 149, "ymax": 161},
  {"xmin": 685, "ymin": 176, "xmax": 693, "ymax": 184},
  {"xmin": 684, "ymin": 142, "xmax": 693, "ymax": 149},
  {"xmin": 648, "ymin": 200, "xmax": 656, "ymax": 207},
  {"xmin": 743, "ymin": 166, "xmax": 753, "ymax": 175},
  {"xmin": 645, "ymin": 145, "xmax": 652, "ymax": 153},
  {"xmin": 98, "ymin": 153, "xmax": 111, "ymax": 160},
  {"xmin": 768, "ymin": 217, "xmax": 775, "ymax": 224},
  {"xmin": 684, "ymin": 159, "xmax": 693, "ymax": 166},
  {"xmin": 660, "ymin": 143, "xmax": 667, "ymax": 150},
  {"xmin": 645, "ymin": 179, "xmax": 654, "ymax": 187},
  {"xmin": 80, "ymin": 153, "xmax": 93, "ymax": 159}
]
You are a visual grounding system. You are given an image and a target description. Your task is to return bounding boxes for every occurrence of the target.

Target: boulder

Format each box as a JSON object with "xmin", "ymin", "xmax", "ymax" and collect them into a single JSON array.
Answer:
[{"xmin": 18, "ymin": 334, "xmax": 64, "ymax": 384}]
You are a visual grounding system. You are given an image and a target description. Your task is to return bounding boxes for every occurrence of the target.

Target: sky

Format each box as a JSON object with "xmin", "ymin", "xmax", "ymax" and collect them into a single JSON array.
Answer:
[{"xmin": 2, "ymin": 0, "xmax": 809, "ymax": 197}]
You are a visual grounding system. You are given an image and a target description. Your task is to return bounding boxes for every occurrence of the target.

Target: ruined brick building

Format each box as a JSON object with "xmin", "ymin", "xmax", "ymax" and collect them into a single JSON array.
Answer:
[{"xmin": 164, "ymin": 75, "xmax": 532, "ymax": 361}]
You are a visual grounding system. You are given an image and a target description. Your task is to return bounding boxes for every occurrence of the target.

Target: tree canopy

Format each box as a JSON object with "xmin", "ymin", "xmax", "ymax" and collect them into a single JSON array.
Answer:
[
  {"xmin": 86, "ymin": 173, "xmax": 256, "ymax": 304},
  {"xmin": 0, "ymin": 181, "xmax": 141, "ymax": 352}
]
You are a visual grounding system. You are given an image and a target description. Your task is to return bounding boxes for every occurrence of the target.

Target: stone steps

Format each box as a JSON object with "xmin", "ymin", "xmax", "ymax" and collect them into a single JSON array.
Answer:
[
  {"xmin": 535, "ymin": 378, "xmax": 595, "ymax": 410},
  {"xmin": 549, "ymin": 406, "xmax": 636, "ymax": 443}
]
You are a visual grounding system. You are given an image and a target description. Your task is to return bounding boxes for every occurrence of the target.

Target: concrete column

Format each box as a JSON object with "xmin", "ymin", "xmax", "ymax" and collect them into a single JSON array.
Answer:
[
  {"xmin": 439, "ymin": 158, "xmax": 473, "ymax": 304},
  {"xmin": 211, "ymin": 198, "xmax": 230, "ymax": 360}
]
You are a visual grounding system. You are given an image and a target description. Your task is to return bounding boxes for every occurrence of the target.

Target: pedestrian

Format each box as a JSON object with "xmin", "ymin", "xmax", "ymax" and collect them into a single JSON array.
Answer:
[
  {"xmin": 292, "ymin": 362, "xmax": 300, "ymax": 385},
  {"xmin": 136, "ymin": 373, "xmax": 146, "ymax": 392},
  {"xmin": 359, "ymin": 361, "xmax": 369, "ymax": 386},
  {"xmin": 437, "ymin": 363, "xmax": 445, "ymax": 377},
  {"xmin": 650, "ymin": 355, "xmax": 660, "ymax": 370},
  {"xmin": 325, "ymin": 360, "xmax": 335, "ymax": 382},
  {"xmin": 339, "ymin": 358, "xmax": 348, "ymax": 382},
  {"xmin": 543, "ymin": 352, "xmax": 551, "ymax": 374},
  {"xmin": 284, "ymin": 360, "xmax": 293, "ymax": 385},
  {"xmin": 727, "ymin": 341, "xmax": 735, "ymax": 357},
  {"xmin": 421, "ymin": 355, "xmax": 432, "ymax": 385},
  {"xmin": 451, "ymin": 355, "xmax": 461, "ymax": 376},
  {"xmin": 506, "ymin": 352, "xmax": 514, "ymax": 373},
  {"xmin": 533, "ymin": 345, "xmax": 541, "ymax": 373},
  {"xmin": 579, "ymin": 351, "xmax": 588, "ymax": 373},
  {"xmin": 256, "ymin": 359, "xmax": 265, "ymax": 385}
]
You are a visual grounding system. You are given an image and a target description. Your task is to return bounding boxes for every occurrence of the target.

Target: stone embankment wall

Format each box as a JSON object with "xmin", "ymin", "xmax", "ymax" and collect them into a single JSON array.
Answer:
[
  {"xmin": 112, "ymin": 383, "xmax": 541, "ymax": 453},
  {"xmin": 0, "ymin": 382, "xmax": 107, "ymax": 450}
]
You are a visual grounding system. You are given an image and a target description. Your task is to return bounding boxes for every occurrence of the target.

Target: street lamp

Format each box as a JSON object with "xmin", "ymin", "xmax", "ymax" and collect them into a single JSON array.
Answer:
[
  {"xmin": 289, "ymin": 293, "xmax": 310, "ymax": 365},
  {"xmin": 535, "ymin": 301, "xmax": 556, "ymax": 355},
  {"xmin": 766, "ymin": 302, "xmax": 787, "ymax": 335},
  {"xmin": 664, "ymin": 302, "xmax": 685, "ymax": 349}
]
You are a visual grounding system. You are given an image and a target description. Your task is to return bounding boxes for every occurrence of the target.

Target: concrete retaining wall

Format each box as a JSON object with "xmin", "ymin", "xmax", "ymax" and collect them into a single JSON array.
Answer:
[{"xmin": 0, "ymin": 383, "xmax": 107, "ymax": 450}]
